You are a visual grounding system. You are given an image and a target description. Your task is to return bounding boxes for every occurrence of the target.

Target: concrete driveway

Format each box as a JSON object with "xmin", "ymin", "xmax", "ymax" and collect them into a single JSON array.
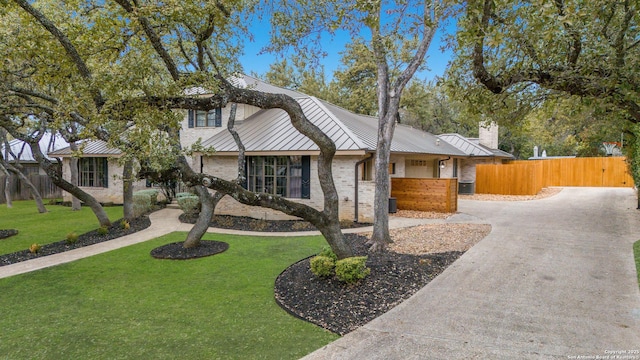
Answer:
[{"xmin": 302, "ymin": 187, "xmax": 640, "ymax": 359}]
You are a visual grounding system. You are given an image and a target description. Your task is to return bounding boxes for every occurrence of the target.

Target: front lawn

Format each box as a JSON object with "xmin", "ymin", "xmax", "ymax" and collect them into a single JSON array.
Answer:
[
  {"xmin": 0, "ymin": 200, "xmax": 123, "ymax": 255},
  {"xmin": 0, "ymin": 232, "xmax": 338, "ymax": 359}
]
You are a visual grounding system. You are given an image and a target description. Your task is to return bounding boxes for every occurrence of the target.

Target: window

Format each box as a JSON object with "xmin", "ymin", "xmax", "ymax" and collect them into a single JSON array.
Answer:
[
  {"xmin": 246, "ymin": 156, "xmax": 310, "ymax": 199},
  {"xmin": 188, "ymin": 109, "xmax": 222, "ymax": 128},
  {"xmin": 78, "ymin": 157, "xmax": 108, "ymax": 187},
  {"xmin": 389, "ymin": 163, "xmax": 396, "ymax": 175}
]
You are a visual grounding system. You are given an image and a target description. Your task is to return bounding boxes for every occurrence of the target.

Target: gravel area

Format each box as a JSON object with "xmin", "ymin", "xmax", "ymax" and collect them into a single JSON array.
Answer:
[{"xmin": 388, "ymin": 223, "xmax": 492, "ymax": 255}]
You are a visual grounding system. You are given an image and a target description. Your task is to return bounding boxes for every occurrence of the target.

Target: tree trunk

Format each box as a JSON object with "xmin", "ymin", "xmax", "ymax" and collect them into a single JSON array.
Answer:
[
  {"xmin": 1, "ymin": 164, "xmax": 11, "ymax": 208},
  {"xmin": 183, "ymin": 186, "xmax": 223, "ymax": 248},
  {"xmin": 69, "ymin": 142, "xmax": 81, "ymax": 210},
  {"xmin": 369, "ymin": 112, "xmax": 395, "ymax": 251},
  {"xmin": 9, "ymin": 167, "xmax": 47, "ymax": 213},
  {"xmin": 122, "ymin": 159, "xmax": 135, "ymax": 221}
]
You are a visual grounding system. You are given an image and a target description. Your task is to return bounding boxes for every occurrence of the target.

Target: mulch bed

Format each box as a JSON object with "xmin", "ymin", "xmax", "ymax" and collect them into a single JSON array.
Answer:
[
  {"xmin": 180, "ymin": 214, "xmax": 372, "ymax": 232},
  {"xmin": 0, "ymin": 217, "xmax": 151, "ymax": 267},
  {"xmin": 274, "ymin": 233, "xmax": 464, "ymax": 335},
  {"xmin": 151, "ymin": 240, "xmax": 229, "ymax": 259}
]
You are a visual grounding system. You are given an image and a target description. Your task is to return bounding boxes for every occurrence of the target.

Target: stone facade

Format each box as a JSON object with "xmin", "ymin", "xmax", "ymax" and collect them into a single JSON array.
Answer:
[
  {"xmin": 205, "ymin": 155, "xmax": 377, "ymax": 222},
  {"xmin": 59, "ymin": 157, "xmax": 153, "ymax": 204}
]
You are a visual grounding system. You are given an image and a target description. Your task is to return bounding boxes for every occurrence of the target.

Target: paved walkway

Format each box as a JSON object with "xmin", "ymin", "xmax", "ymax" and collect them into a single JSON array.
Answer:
[
  {"xmin": 302, "ymin": 187, "xmax": 640, "ymax": 359},
  {"xmin": 0, "ymin": 207, "xmax": 446, "ymax": 279}
]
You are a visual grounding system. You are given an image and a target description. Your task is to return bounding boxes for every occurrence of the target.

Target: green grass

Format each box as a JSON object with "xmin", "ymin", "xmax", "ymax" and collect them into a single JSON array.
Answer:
[
  {"xmin": 634, "ymin": 240, "xmax": 640, "ymax": 288},
  {"xmin": 0, "ymin": 232, "xmax": 338, "ymax": 359},
  {"xmin": 0, "ymin": 200, "xmax": 123, "ymax": 255}
]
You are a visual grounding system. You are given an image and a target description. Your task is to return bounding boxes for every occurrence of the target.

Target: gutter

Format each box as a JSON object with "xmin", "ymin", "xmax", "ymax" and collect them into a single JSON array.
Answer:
[{"xmin": 354, "ymin": 153, "xmax": 375, "ymax": 223}]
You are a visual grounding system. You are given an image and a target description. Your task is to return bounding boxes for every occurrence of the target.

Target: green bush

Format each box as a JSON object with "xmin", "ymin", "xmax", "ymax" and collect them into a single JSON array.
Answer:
[
  {"xmin": 134, "ymin": 189, "xmax": 159, "ymax": 204},
  {"xmin": 121, "ymin": 220, "xmax": 130, "ymax": 230},
  {"xmin": 66, "ymin": 232, "xmax": 79, "ymax": 244},
  {"xmin": 335, "ymin": 256, "xmax": 370, "ymax": 284},
  {"xmin": 318, "ymin": 247, "xmax": 338, "ymax": 261},
  {"xmin": 310, "ymin": 255, "xmax": 336, "ymax": 278},
  {"xmin": 133, "ymin": 192, "xmax": 153, "ymax": 218},
  {"xmin": 177, "ymin": 195, "xmax": 200, "ymax": 216},
  {"xmin": 176, "ymin": 192, "xmax": 193, "ymax": 199},
  {"xmin": 97, "ymin": 225, "xmax": 109, "ymax": 235}
]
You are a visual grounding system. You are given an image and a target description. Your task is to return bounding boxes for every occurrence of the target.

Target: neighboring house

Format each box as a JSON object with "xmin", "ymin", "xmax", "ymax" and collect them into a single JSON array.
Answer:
[
  {"xmin": 49, "ymin": 74, "xmax": 468, "ymax": 221},
  {"xmin": 438, "ymin": 122, "xmax": 515, "ymax": 194},
  {"xmin": 2, "ymin": 133, "xmax": 68, "ymax": 175}
]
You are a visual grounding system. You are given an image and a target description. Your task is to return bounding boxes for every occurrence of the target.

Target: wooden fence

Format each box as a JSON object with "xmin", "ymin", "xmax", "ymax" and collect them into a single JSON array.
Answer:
[
  {"xmin": 0, "ymin": 174, "xmax": 62, "ymax": 203},
  {"xmin": 476, "ymin": 156, "xmax": 634, "ymax": 195},
  {"xmin": 391, "ymin": 178, "xmax": 457, "ymax": 213}
]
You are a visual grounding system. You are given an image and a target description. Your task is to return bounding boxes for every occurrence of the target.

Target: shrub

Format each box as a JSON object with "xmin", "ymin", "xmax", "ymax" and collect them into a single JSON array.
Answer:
[
  {"xmin": 121, "ymin": 220, "xmax": 130, "ymax": 230},
  {"xmin": 176, "ymin": 192, "xmax": 193, "ymax": 199},
  {"xmin": 177, "ymin": 195, "xmax": 201, "ymax": 216},
  {"xmin": 133, "ymin": 192, "xmax": 153, "ymax": 218},
  {"xmin": 97, "ymin": 225, "xmax": 109, "ymax": 235},
  {"xmin": 66, "ymin": 232, "xmax": 79, "ymax": 244},
  {"xmin": 335, "ymin": 256, "xmax": 370, "ymax": 284},
  {"xmin": 318, "ymin": 247, "xmax": 338, "ymax": 262},
  {"xmin": 134, "ymin": 189, "xmax": 159, "ymax": 204},
  {"xmin": 310, "ymin": 255, "xmax": 336, "ymax": 278},
  {"xmin": 29, "ymin": 243, "xmax": 41, "ymax": 254}
]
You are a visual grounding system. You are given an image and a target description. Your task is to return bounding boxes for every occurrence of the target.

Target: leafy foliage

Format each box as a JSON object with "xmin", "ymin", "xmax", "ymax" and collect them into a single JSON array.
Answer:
[
  {"xmin": 310, "ymin": 255, "xmax": 336, "ymax": 278},
  {"xmin": 335, "ymin": 256, "xmax": 370, "ymax": 284}
]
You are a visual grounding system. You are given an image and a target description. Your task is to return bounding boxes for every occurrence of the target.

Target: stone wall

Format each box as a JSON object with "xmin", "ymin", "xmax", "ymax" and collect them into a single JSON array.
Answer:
[{"xmin": 60, "ymin": 158, "xmax": 155, "ymax": 204}]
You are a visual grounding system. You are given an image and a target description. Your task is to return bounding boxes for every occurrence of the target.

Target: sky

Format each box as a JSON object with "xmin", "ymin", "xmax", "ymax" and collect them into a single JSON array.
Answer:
[{"xmin": 239, "ymin": 20, "xmax": 456, "ymax": 83}]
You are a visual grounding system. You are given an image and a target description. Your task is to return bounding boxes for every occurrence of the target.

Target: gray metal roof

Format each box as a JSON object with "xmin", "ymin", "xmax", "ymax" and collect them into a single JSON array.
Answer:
[
  {"xmin": 2, "ymin": 134, "xmax": 69, "ymax": 162},
  {"xmin": 323, "ymin": 101, "xmax": 465, "ymax": 155},
  {"xmin": 203, "ymin": 95, "xmax": 466, "ymax": 156},
  {"xmin": 185, "ymin": 74, "xmax": 305, "ymax": 99},
  {"xmin": 201, "ymin": 96, "xmax": 365, "ymax": 152},
  {"xmin": 48, "ymin": 140, "xmax": 121, "ymax": 157},
  {"xmin": 438, "ymin": 133, "xmax": 514, "ymax": 158}
]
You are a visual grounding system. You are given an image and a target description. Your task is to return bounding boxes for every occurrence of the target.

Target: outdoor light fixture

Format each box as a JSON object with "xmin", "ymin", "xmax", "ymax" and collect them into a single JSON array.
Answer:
[{"xmin": 439, "ymin": 161, "xmax": 446, "ymax": 169}]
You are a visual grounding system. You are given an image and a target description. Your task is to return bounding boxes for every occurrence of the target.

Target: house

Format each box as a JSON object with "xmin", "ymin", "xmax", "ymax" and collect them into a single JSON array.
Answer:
[
  {"xmin": 438, "ymin": 122, "xmax": 514, "ymax": 194},
  {"xmin": 49, "ymin": 74, "xmax": 468, "ymax": 221}
]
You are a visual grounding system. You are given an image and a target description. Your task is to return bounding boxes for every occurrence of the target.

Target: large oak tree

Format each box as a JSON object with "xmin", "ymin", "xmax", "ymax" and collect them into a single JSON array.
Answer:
[{"xmin": 1, "ymin": 0, "xmax": 355, "ymax": 257}]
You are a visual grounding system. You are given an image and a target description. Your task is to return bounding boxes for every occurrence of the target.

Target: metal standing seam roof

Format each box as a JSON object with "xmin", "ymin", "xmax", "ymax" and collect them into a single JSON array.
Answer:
[
  {"xmin": 322, "ymin": 101, "xmax": 465, "ymax": 156},
  {"xmin": 3, "ymin": 134, "xmax": 69, "ymax": 162},
  {"xmin": 48, "ymin": 140, "xmax": 122, "ymax": 157},
  {"xmin": 202, "ymin": 96, "xmax": 467, "ymax": 156},
  {"xmin": 438, "ymin": 133, "xmax": 514, "ymax": 158},
  {"xmin": 201, "ymin": 96, "xmax": 365, "ymax": 152}
]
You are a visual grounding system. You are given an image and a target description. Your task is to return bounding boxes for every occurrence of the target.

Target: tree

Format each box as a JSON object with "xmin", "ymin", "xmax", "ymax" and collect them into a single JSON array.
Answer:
[
  {"xmin": 266, "ymin": 0, "xmax": 453, "ymax": 250},
  {"xmin": 2, "ymin": 0, "xmax": 355, "ymax": 257},
  {"xmin": 456, "ymin": 0, "xmax": 639, "ymax": 127}
]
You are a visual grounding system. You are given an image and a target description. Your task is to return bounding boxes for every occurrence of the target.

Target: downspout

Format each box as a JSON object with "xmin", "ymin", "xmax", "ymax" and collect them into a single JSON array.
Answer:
[{"xmin": 354, "ymin": 153, "xmax": 375, "ymax": 223}]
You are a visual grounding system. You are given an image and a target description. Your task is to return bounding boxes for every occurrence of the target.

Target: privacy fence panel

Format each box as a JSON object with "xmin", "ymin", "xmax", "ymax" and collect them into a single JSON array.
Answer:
[
  {"xmin": 476, "ymin": 157, "xmax": 633, "ymax": 195},
  {"xmin": 0, "ymin": 174, "xmax": 62, "ymax": 203},
  {"xmin": 391, "ymin": 178, "xmax": 457, "ymax": 213}
]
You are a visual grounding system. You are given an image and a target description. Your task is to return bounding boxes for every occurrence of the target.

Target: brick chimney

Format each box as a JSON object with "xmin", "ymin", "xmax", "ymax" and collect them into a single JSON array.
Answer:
[{"xmin": 479, "ymin": 121, "xmax": 499, "ymax": 149}]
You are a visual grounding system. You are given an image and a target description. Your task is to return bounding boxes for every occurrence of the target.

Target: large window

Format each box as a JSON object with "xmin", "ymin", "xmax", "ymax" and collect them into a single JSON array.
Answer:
[
  {"xmin": 246, "ymin": 156, "xmax": 310, "ymax": 199},
  {"xmin": 78, "ymin": 157, "xmax": 108, "ymax": 187},
  {"xmin": 188, "ymin": 109, "xmax": 222, "ymax": 128}
]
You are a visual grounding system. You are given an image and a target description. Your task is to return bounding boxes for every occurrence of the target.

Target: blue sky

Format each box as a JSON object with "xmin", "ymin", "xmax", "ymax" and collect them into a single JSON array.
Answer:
[{"xmin": 239, "ymin": 21, "xmax": 455, "ymax": 83}]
